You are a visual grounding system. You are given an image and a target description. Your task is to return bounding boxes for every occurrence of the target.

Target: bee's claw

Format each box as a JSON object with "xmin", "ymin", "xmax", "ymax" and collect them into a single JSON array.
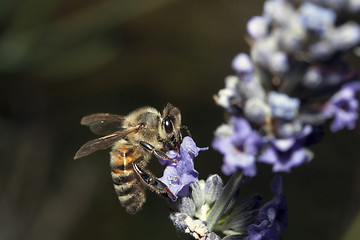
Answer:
[
  {"xmin": 167, "ymin": 190, "xmax": 178, "ymax": 201},
  {"xmin": 169, "ymin": 157, "xmax": 178, "ymax": 163}
]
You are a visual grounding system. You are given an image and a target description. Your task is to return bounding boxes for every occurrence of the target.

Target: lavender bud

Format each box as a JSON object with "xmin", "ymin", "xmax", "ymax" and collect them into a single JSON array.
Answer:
[
  {"xmin": 247, "ymin": 16, "xmax": 269, "ymax": 39},
  {"xmin": 190, "ymin": 180, "xmax": 205, "ymax": 209},
  {"xmin": 298, "ymin": 2, "xmax": 336, "ymax": 34},
  {"xmin": 348, "ymin": 0, "xmax": 360, "ymax": 12},
  {"xmin": 214, "ymin": 76, "xmax": 242, "ymax": 110},
  {"xmin": 264, "ymin": 0, "xmax": 294, "ymax": 25},
  {"xmin": 238, "ymin": 77, "xmax": 266, "ymax": 100},
  {"xmin": 178, "ymin": 197, "xmax": 196, "ymax": 217},
  {"xmin": 244, "ymin": 97, "xmax": 271, "ymax": 124},
  {"xmin": 232, "ymin": 53, "xmax": 253, "ymax": 74},
  {"xmin": 204, "ymin": 175, "xmax": 224, "ymax": 205},
  {"xmin": 276, "ymin": 120, "xmax": 303, "ymax": 138},
  {"xmin": 268, "ymin": 92, "xmax": 300, "ymax": 120},
  {"xmin": 280, "ymin": 16, "xmax": 306, "ymax": 52},
  {"xmin": 330, "ymin": 22, "xmax": 360, "ymax": 51},
  {"xmin": 251, "ymin": 35, "xmax": 277, "ymax": 69},
  {"xmin": 303, "ymin": 66, "xmax": 323, "ymax": 89},
  {"xmin": 310, "ymin": 40, "xmax": 333, "ymax": 59},
  {"xmin": 269, "ymin": 51, "xmax": 289, "ymax": 73},
  {"xmin": 214, "ymin": 123, "xmax": 233, "ymax": 137}
]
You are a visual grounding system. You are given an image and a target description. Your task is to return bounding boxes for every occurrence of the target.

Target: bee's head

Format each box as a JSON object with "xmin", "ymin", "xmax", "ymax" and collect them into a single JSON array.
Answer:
[{"xmin": 160, "ymin": 103, "xmax": 182, "ymax": 153}]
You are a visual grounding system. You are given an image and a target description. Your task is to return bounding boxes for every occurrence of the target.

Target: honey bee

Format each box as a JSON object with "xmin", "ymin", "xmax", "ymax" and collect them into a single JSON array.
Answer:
[{"xmin": 74, "ymin": 103, "xmax": 183, "ymax": 214}]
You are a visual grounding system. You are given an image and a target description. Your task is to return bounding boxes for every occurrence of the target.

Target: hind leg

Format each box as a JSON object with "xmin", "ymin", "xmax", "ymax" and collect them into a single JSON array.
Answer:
[{"xmin": 132, "ymin": 161, "xmax": 177, "ymax": 200}]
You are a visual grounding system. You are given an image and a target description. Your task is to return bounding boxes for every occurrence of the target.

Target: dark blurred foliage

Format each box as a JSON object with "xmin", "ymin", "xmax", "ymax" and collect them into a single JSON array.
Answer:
[{"xmin": 0, "ymin": 0, "xmax": 359, "ymax": 240}]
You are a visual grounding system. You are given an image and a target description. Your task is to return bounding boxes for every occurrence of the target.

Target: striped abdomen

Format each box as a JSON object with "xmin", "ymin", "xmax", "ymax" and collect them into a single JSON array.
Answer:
[{"xmin": 110, "ymin": 140, "xmax": 146, "ymax": 214}]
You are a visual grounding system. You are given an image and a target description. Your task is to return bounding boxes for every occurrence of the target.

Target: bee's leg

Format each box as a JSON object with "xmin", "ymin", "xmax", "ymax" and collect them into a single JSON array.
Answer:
[
  {"xmin": 132, "ymin": 161, "xmax": 177, "ymax": 200},
  {"xmin": 139, "ymin": 141, "xmax": 177, "ymax": 163}
]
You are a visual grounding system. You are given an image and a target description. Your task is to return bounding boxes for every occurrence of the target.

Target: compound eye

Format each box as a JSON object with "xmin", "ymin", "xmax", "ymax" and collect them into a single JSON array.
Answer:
[{"xmin": 163, "ymin": 117, "xmax": 174, "ymax": 134}]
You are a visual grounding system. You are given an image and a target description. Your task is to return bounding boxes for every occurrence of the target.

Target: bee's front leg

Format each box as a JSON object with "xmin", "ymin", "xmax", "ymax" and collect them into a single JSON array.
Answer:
[
  {"xmin": 139, "ymin": 141, "xmax": 177, "ymax": 163},
  {"xmin": 132, "ymin": 161, "xmax": 177, "ymax": 200}
]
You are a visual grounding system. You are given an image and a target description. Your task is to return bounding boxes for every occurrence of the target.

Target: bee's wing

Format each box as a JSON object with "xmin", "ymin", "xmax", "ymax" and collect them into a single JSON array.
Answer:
[
  {"xmin": 74, "ymin": 125, "xmax": 142, "ymax": 159},
  {"xmin": 81, "ymin": 113, "xmax": 125, "ymax": 136}
]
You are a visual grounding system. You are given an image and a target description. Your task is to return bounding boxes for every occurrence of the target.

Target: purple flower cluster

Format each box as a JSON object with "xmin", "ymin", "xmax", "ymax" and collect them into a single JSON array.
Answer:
[
  {"xmin": 213, "ymin": 0, "xmax": 360, "ymax": 176},
  {"xmin": 158, "ymin": 136, "xmax": 208, "ymax": 200},
  {"xmin": 168, "ymin": 1, "xmax": 360, "ymax": 239}
]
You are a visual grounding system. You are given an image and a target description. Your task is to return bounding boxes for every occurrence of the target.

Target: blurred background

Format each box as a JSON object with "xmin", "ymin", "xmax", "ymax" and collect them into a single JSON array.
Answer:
[{"xmin": 0, "ymin": 0, "xmax": 359, "ymax": 239}]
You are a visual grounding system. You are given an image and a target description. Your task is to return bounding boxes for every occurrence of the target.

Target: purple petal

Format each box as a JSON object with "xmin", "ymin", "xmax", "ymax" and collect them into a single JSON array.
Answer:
[
  {"xmin": 258, "ymin": 125, "xmax": 312, "ymax": 172},
  {"xmin": 158, "ymin": 137, "xmax": 206, "ymax": 200},
  {"xmin": 273, "ymin": 147, "xmax": 308, "ymax": 172},
  {"xmin": 231, "ymin": 117, "xmax": 252, "ymax": 140},
  {"xmin": 181, "ymin": 136, "xmax": 209, "ymax": 158},
  {"xmin": 258, "ymin": 146, "xmax": 278, "ymax": 165},
  {"xmin": 159, "ymin": 166, "xmax": 183, "ymax": 197}
]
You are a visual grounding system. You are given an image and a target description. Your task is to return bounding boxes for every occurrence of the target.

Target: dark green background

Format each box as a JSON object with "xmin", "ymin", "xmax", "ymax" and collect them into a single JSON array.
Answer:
[{"xmin": 1, "ymin": 0, "xmax": 359, "ymax": 239}]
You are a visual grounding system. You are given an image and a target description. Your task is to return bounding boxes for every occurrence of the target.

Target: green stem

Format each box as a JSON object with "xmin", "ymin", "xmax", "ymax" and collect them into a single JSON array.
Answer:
[{"xmin": 206, "ymin": 169, "xmax": 245, "ymax": 231}]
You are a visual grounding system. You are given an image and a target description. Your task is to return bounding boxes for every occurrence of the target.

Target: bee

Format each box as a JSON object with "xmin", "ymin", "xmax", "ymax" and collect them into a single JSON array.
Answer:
[{"xmin": 74, "ymin": 103, "xmax": 183, "ymax": 214}]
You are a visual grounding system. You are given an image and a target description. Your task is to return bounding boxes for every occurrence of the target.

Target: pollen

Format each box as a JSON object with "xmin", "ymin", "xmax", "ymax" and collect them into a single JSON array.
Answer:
[{"xmin": 168, "ymin": 176, "xmax": 180, "ymax": 185}]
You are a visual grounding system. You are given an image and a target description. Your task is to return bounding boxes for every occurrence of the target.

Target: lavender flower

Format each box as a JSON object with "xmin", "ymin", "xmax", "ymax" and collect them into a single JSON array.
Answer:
[
  {"xmin": 213, "ymin": 0, "xmax": 360, "ymax": 175},
  {"xmin": 258, "ymin": 125, "xmax": 313, "ymax": 172},
  {"xmin": 158, "ymin": 136, "xmax": 208, "ymax": 200},
  {"xmin": 169, "ymin": 0, "xmax": 359, "ymax": 238},
  {"xmin": 212, "ymin": 117, "xmax": 263, "ymax": 177},
  {"xmin": 323, "ymin": 82, "xmax": 360, "ymax": 132}
]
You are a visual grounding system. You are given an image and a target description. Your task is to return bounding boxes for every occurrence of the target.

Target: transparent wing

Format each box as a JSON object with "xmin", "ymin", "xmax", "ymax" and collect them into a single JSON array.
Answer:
[
  {"xmin": 74, "ymin": 125, "xmax": 143, "ymax": 159},
  {"xmin": 81, "ymin": 113, "xmax": 125, "ymax": 135}
]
